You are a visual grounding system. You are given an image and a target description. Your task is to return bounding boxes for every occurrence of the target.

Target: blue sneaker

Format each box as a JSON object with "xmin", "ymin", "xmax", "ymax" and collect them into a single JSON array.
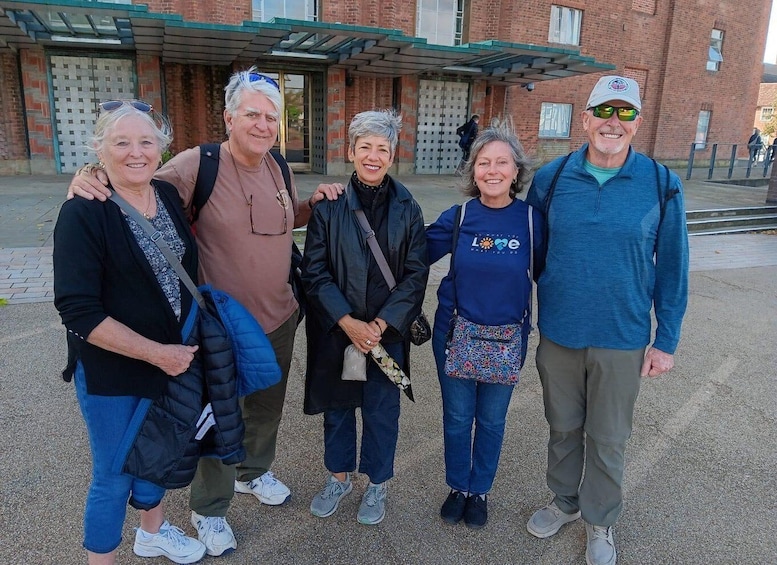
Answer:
[
  {"xmin": 357, "ymin": 482, "xmax": 387, "ymax": 525},
  {"xmin": 310, "ymin": 474, "xmax": 353, "ymax": 518}
]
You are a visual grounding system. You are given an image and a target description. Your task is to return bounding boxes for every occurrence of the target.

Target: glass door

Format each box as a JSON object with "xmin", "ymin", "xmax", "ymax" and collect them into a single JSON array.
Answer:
[{"xmin": 266, "ymin": 72, "xmax": 310, "ymax": 171}]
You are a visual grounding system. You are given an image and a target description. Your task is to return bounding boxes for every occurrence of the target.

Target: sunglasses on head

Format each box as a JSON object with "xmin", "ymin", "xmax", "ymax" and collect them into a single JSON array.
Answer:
[
  {"xmin": 248, "ymin": 72, "xmax": 280, "ymax": 91},
  {"xmin": 589, "ymin": 104, "xmax": 640, "ymax": 122},
  {"xmin": 99, "ymin": 100, "xmax": 153, "ymax": 113}
]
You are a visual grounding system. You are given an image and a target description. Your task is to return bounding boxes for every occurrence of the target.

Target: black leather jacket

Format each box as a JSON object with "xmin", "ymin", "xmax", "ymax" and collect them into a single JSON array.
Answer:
[{"xmin": 301, "ymin": 177, "xmax": 429, "ymax": 414}]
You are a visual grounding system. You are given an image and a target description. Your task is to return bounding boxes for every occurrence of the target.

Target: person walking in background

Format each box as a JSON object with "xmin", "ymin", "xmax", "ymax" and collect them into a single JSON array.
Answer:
[
  {"xmin": 524, "ymin": 76, "xmax": 689, "ymax": 565},
  {"xmin": 747, "ymin": 128, "xmax": 763, "ymax": 163},
  {"xmin": 54, "ymin": 101, "xmax": 206, "ymax": 564},
  {"xmin": 302, "ymin": 110, "xmax": 428, "ymax": 526},
  {"xmin": 456, "ymin": 114, "xmax": 480, "ymax": 163},
  {"xmin": 67, "ymin": 68, "xmax": 343, "ymax": 557},
  {"xmin": 427, "ymin": 118, "xmax": 544, "ymax": 530}
]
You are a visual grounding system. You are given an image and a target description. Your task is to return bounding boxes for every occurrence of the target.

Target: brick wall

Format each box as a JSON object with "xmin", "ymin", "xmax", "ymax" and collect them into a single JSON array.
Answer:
[
  {"xmin": 0, "ymin": 52, "xmax": 27, "ymax": 171},
  {"xmin": 19, "ymin": 48, "xmax": 55, "ymax": 173},
  {"xmin": 162, "ymin": 64, "xmax": 232, "ymax": 153},
  {"xmin": 755, "ymin": 83, "xmax": 777, "ymax": 138},
  {"xmin": 493, "ymin": 0, "xmax": 772, "ymax": 164},
  {"xmin": 141, "ymin": 0, "xmax": 250, "ymax": 25}
]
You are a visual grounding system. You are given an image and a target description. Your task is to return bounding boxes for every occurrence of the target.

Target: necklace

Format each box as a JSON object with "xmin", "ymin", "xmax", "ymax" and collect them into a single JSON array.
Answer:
[
  {"xmin": 228, "ymin": 141, "xmax": 253, "ymax": 209},
  {"xmin": 143, "ymin": 188, "xmax": 155, "ymax": 219}
]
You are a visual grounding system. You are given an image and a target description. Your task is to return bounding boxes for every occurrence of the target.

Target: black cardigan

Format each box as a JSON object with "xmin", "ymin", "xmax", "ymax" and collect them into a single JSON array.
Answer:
[{"xmin": 53, "ymin": 180, "xmax": 198, "ymax": 399}]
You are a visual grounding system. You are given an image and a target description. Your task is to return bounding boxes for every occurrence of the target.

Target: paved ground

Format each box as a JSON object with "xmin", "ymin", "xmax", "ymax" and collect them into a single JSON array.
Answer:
[{"xmin": 1, "ymin": 171, "xmax": 776, "ymax": 564}]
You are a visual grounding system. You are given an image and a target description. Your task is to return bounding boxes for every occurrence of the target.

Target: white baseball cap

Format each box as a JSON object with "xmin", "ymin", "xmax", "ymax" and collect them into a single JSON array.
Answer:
[{"xmin": 586, "ymin": 75, "xmax": 642, "ymax": 110}]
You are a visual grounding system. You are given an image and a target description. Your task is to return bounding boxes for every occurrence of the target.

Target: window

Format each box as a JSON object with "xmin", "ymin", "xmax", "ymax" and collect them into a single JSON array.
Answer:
[
  {"xmin": 252, "ymin": 0, "xmax": 317, "ymax": 22},
  {"xmin": 539, "ymin": 103, "xmax": 573, "ymax": 138},
  {"xmin": 417, "ymin": 0, "xmax": 465, "ymax": 46},
  {"xmin": 548, "ymin": 5, "xmax": 582, "ymax": 46},
  {"xmin": 707, "ymin": 29, "xmax": 723, "ymax": 72},
  {"xmin": 694, "ymin": 110, "xmax": 711, "ymax": 149},
  {"xmin": 761, "ymin": 107, "xmax": 774, "ymax": 122}
]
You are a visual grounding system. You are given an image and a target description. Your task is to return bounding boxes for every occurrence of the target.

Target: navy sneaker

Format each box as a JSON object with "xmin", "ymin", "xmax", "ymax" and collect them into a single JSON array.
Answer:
[
  {"xmin": 440, "ymin": 490, "xmax": 467, "ymax": 524},
  {"xmin": 463, "ymin": 494, "xmax": 488, "ymax": 529}
]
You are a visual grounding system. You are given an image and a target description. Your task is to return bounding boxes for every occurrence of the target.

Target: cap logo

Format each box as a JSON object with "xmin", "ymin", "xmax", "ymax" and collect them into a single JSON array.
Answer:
[{"xmin": 607, "ymin": 78, "xmax": 631, "ymax": 93}]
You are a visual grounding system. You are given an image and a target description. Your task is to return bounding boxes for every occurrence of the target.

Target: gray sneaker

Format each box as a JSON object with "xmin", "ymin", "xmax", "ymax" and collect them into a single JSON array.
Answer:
[
  {"xmin": 585, "ymin": 523, "xmax": 617, "ymax": 565},
  {"xmin": 526, "ymin": 501, "xmax": 581, "ymax": 538},
  {"xmin": 357, "ymin": 482, "xmax": 387, "ymax": 525},
  {"xmin": 310, "ymin": 474, "xmax": 353, "ymax": 518}
]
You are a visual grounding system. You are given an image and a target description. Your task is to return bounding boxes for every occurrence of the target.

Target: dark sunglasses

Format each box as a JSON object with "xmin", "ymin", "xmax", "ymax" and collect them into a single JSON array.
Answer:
[
  {"xmin": 248, "ymin": 72, "xmax": 280, "ymax": 91},
  {"xmin": 589, "ymin": 104, "xmax": 639, "ymax": 122},
  {"xmin": 99, "ymin": 99, "xmax": 154, "ymax": 113}
]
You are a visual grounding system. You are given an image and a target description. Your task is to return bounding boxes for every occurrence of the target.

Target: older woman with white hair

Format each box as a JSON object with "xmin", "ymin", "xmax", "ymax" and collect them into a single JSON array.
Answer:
[
  {"xmin": 54, "ymin": 101, "xmax": 205, "ymax": 564},
  {"xmin": 301, "ymin": 110, "xmax": 429, "ymax": 525}
]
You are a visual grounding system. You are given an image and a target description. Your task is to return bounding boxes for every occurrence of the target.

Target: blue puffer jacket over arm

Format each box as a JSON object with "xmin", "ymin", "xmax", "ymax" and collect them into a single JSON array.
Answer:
[{"xmin": 116, "ymin": 287, "xmax": 282, "ymax": 489}]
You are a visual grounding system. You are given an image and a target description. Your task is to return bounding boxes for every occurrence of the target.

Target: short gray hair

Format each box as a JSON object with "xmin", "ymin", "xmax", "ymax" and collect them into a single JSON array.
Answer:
[
  {"xmin": 348, "ymin": 110, "xmax": 402, "ymax": 154},
  {"xmin": 460, "ymin": 116, "xmax": 533, "ymax": 197},
  {"xmin": 88, "ymin": 104, "xmax": 172, "ymax": 155},
  {"xmin": 224, "ymin": 66, "xmax": 283, "ymax": 117}
]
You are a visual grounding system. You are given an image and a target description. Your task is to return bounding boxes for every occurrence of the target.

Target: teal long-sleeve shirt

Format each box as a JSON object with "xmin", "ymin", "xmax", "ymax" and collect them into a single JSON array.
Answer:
[{"xmin": 525, "ymin": 144, "xmax": 689, "ymax": 354}]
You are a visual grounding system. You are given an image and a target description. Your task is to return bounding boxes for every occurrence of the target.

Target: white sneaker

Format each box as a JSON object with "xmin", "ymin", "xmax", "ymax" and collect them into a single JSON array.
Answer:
[
  {"xmin": 190, "ymin": 511, "xmax": 237, "ymax": 557},
  {"xmin": 585, "ymin": 523, "xmax": 617, "ymax": 565},
  {"xmin": 133, "ymin": 520, "xmax": 206, "ymax": 564},
  {"xmin": 234, "ymin": 470, "xmax": 291, "ymax": 505}
]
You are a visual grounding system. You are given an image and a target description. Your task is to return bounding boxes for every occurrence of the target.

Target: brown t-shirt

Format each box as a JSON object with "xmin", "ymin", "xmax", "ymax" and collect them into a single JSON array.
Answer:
[{"xmin": 155, "ymin": 142, "xmax": 299, "ymax": 333}]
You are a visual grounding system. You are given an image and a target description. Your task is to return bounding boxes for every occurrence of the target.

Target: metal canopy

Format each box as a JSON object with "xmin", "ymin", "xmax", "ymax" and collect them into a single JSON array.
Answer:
[{"xmin": 0, "ymin": 1, "xmax": 614, "ymax": 81}]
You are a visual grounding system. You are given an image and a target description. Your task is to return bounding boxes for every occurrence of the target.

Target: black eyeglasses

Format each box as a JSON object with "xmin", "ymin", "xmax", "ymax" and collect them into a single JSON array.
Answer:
[
  {"xmin": 588, "ymin": 104, "xmax": 640, "ymax": 122},
  {"xmin": 248, "ymin": 72, "xmax": 280, "ymax": 91},
  {"xmin": 247, "ymin": 191, "xmax": 288, "ymax": 236},
  {"xmin": 99, "ymin": 99, "xmax": 154, "ymax": 113}
]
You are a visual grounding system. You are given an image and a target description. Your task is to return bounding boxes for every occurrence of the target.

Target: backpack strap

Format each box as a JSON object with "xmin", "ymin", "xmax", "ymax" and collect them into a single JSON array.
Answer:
[
  {"xmin": 192, "ymin": 143, "xmax": 221, "ymax": 223},
  {"xmin": 269, "ymin": 149, "xmax": 293, "ymax": 202}
]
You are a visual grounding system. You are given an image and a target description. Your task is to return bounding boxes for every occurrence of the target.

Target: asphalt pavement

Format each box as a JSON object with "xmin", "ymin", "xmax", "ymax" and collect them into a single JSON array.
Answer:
[{"xmin": 0, "ymin": 171, "xmax": 776, "ymax": 565}]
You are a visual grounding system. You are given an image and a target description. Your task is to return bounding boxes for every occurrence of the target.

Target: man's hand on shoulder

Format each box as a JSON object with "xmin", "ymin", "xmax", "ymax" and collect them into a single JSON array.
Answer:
[
  {"xmin": 309, "ymin": 182, "xmax": 345, "ymax": 207},
  {"xmin": 67, "ymin": 165, "xmax": 112, "ymax": 201}
]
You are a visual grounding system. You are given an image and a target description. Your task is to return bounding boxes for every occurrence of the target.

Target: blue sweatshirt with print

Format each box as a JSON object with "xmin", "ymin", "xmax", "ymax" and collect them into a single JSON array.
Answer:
[
  {"xmin": 525, "ymin": 144, "xmax": 689, "ymax": 354},
  {"xmin": 426, "ymin": 198, "xmax": 545, "ymax": 364}
]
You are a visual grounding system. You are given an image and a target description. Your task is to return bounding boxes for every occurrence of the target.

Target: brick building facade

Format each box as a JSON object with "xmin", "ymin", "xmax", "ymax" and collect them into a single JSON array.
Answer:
[{"xmin": 0, "ymin": 0, "xmax": 770, "ymax": 175}]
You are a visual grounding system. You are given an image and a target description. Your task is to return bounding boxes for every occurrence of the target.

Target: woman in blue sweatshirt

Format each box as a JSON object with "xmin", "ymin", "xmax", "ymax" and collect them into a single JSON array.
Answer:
[{"xmin": 426, "ymin": 120, "xmax": 544, "ymax": 529}]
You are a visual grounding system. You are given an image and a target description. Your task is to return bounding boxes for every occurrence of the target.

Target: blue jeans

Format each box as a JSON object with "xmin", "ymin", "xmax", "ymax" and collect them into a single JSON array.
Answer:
[
  {"xmin": 74, "ymin": 363, "xmax": 165, "ymax": 554},
  {"xmin": 432, "ymin": 329, "xmax": 515, "ymax": 495},
  {"xmin": 323, "ymin": 341, "xmax": 402, "ymax": 484}
]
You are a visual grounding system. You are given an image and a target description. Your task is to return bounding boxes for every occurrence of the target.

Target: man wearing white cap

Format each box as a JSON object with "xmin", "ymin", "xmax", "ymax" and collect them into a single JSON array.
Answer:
[{"xmin": 524, "ymin": 76, "xmax": 689, "ymax": 565}]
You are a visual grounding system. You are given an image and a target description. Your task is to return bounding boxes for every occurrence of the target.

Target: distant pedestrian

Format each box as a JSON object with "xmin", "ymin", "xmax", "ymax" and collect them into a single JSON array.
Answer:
[
  {"xmin": 456, "ymin": 115, "xmax": 480, "ymax": 162},
  {"xmin": 748, "ymin": 128, "xmax": 763, "ymax": 162}
]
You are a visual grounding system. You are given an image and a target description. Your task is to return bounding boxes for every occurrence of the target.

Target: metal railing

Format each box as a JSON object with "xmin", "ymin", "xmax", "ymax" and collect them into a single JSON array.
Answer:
[{"xmin": 685, "ymin": 143, "xmax": 773, "ymax": 180}]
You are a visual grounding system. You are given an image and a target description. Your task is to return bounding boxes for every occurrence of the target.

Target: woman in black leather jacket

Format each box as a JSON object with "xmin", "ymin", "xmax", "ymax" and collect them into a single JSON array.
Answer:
[{"xmin": 301, "ymin": 109, "xmax": 428, "ymax": 526}]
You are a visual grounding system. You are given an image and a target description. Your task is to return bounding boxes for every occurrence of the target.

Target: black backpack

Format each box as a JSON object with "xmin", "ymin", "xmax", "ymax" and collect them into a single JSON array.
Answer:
[{"xmin": 191, "ymin": 143, "xmax": 306, "ymax": 325}]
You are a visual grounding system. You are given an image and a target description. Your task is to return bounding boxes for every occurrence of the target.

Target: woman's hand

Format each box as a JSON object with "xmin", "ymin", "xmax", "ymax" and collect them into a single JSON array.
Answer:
[
  {"xmin": 149, "ymin": 343, "xmax": 200, "ymax": 377},
  {"xmin": 67, "ymin": 166, "xmax": 112, "ymax": 201},
  {"xmin": 338, "ymin": 314, "xmax": 382, "ymax": 354}
]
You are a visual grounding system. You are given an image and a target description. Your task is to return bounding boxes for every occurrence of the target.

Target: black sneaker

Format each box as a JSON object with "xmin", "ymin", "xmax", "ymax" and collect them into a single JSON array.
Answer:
[
  {"xmin": 463, "ymin": 494, "xmax": 488, "ymax": 529},
  {"xmin": 440, "ymin": 490, "xmax": 467, "ymax": 524}
]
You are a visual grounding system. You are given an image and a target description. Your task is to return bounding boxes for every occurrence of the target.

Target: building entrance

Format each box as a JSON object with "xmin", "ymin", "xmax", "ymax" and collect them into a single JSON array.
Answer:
[{"xmin": 415, "ymin": 79, "xmax": 471, "ymax": 174}]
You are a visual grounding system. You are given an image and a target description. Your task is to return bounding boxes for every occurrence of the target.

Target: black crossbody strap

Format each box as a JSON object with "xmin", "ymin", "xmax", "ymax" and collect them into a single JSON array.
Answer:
[
  {"xmin": 354, "ymin": 207, "xmax": 397, "ymax": 291},
  {"xmin": 109, "ymin": 189, "xmax": 205, "ymax": 309},
  {"xmin": 448, "ymin": 201, "xmax": 467, "ymax": 312}
]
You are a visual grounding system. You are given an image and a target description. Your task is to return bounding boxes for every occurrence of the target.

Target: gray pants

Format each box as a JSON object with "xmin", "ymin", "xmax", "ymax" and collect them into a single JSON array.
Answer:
[
  {"xmin": 189, "ymin": 311, "xmax": 297, "ymax": 517},
  {"xmin": 536, "ymin": 336, "xmax": 644, "ymax": 526}
]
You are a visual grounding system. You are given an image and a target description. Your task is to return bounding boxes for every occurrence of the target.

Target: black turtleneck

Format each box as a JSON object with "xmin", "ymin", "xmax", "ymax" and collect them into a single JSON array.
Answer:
[{"xmin": 350, "ymin": 172, "xmax": 400, "ymax": 342}]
